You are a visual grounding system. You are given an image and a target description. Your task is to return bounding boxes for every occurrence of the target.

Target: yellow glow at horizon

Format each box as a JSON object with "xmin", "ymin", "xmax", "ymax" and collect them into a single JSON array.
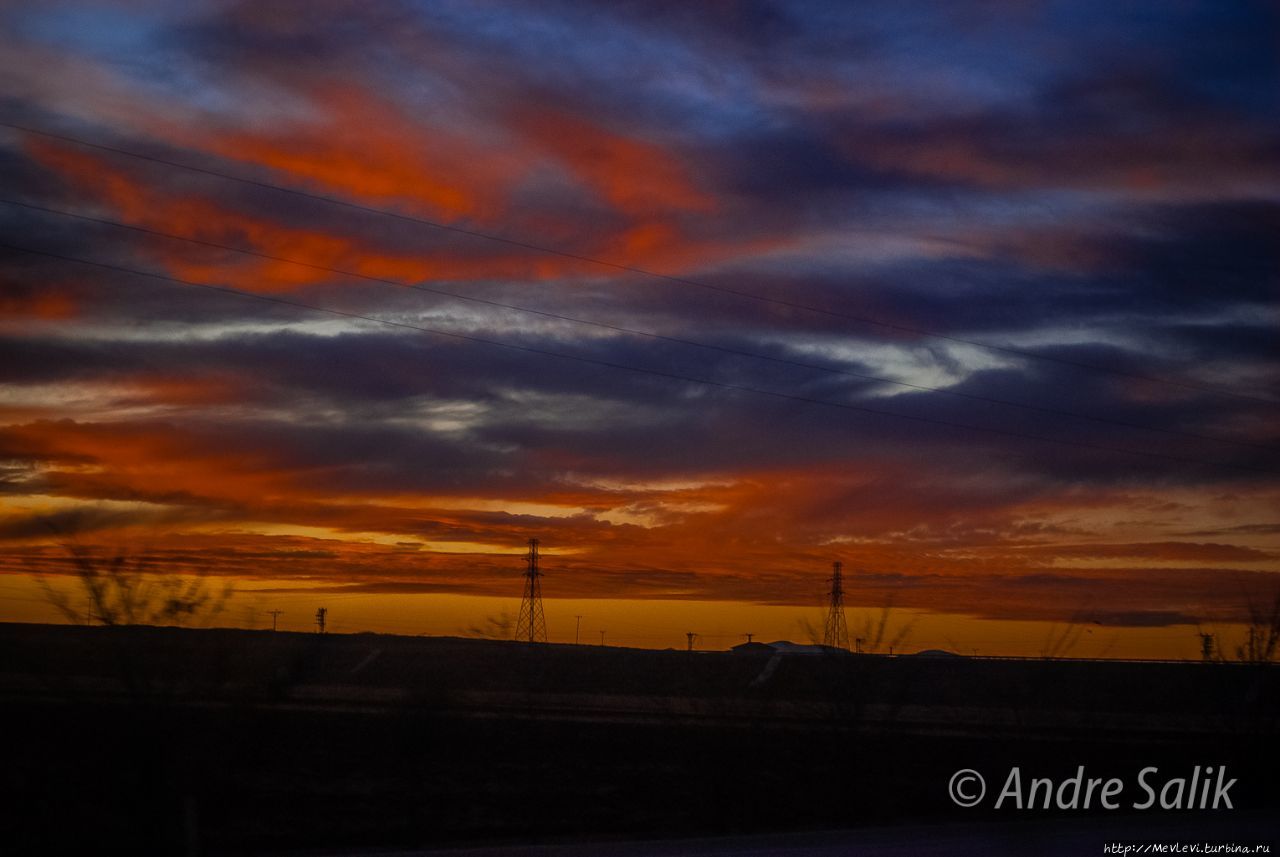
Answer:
[{"xmin": 0, "ymin": 572, "xmax": 1243, "ymax": 661}]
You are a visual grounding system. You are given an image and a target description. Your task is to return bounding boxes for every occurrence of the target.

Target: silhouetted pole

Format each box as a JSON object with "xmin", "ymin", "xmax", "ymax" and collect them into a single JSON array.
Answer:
[
  {"xmin": 267, "ymin": 609, "xmax": 283, "ymax": 631},
  {"xmin": 744, "ymin": 632, "xmax": 754, "ymax": 643},
  {"xmin": 823, "ymin": 561, "xmax": 850, "ymax": 650},
  {"xmin": 599, "ymin": 630, "xmax": 605, "ymax": 646},
  {"xmin": 575, "ymin": 614, "xmax": 583, "ymax": 645},
  {"xmin": 686, "ymin": 631, "xmax": 697, "ymax": 651},
  {"xmin": 315, "ymin": 607, "xmax": 327, "ymax": 634},
  {"xmin": 515, "ymin": 538, "xmax": 547, "ymax": 643}
]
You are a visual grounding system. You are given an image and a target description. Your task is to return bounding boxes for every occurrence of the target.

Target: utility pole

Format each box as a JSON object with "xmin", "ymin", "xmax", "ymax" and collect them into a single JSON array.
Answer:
[
  {"xmin": 686, "ymin": 631, "xmax": 697, "ymax": 652},
  {"xmin": 575, "ymin": 614, "xmax": 583, "ymax": 645},
  {"xmin": 315, "ymin": 607, "xmax": 327, "ymax": 634},
  {"xmin": 515, "ymin": 538, "xmax": 547, "ymax": 643},
  {"xmin": 267, "ymin": 609, "xmax": 283, "ymax": 632},
  {"xmin": 599, "ymin": 630, "xmax": 605, "ymax": 646},
  {"xmin": 823, "ymin": 561, "xmax": 850, "ymax": 650}
]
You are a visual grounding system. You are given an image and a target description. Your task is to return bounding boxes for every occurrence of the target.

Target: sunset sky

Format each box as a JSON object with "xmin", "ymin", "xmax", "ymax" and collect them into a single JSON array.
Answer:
[{"xmin": 1, "ymin": 1, "xmax": 1277, "ymax": 656}]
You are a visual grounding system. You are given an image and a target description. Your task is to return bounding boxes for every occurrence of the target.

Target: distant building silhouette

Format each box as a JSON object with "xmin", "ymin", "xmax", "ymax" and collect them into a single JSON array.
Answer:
[{"xmin": 732, "ymin": 640, "xmax": 850, "ymax": 657}]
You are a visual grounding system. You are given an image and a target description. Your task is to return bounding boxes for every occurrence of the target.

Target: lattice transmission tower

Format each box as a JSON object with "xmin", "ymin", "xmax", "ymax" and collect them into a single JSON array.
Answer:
[
  {"xmin": 823, "ymin": 561, "xmax": 850, "ymax": 650},
  {"xmin": 515, "ymin": 538, "xmax": 547, "ymax": 643}
]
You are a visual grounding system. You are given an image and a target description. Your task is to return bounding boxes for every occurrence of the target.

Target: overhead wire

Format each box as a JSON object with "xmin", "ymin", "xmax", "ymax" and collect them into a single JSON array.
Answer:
[
  {"xmin": 3, "ymin": 196, "xmax": 1272, "ymax": 454},
  {"xmin": 1, "ymin": 119, "xmax": 1272, "ymax": 406},
  {"xmin": 3, "ymin": 240, "xmax": 1275, "ymax": 477}
]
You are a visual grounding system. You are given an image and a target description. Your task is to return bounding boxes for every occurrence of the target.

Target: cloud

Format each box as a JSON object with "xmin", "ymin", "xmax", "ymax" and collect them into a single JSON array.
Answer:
[
  {"xmin": 1, "ymin": 0, "xmax": 1277, "ymax": 646},
  {"xmin": 1018, "ymin": 541, "xmax": 1275, "ymax": 562}
]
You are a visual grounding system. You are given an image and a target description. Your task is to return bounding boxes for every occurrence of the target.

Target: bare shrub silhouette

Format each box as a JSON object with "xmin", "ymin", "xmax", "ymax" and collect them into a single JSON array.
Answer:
[
  {"xmin": 1235, "ymin": 589, "xmax": 1280, "ymax": 663},
  {"xmin": 797, "ymin": 599, "xmax": 916, "ymax": 653},
  {"xmin": 464, "ymin": 611, "xmax": 516, "ymax": 640},
  {"xmin": 1198, "ymin": 586, "xmax": 1280, "ymax": 664},
  {"xmin": 25, "ymin": 539, "xmax": 236, "ymax": 855},
  {"xmin": 37, "ymin": 542, "xmax": 231, "ymax": 628},
  {"xmin": 796, "ymin": 614, "xmax": 823, "ymax": 645},
  {"xmin": 1039, "ymin": 619, "xmax": 1089, "ymax": 660},
  {"xmin": 854, "ymin": 600, "xmax": 917, "ymax": 654}
]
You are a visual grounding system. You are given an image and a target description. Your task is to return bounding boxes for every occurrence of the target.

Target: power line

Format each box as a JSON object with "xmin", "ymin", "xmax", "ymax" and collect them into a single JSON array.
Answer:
[
  {"xmin": 4, "ymin": 196, "xmax": 1270, "ymax": 454},
  {"xmin": 1, "ymin": 119, "xmax": 1271, "ymax": 407},
  {"xmin": 3, "ymin": 240, "xmax": 1276, "ymax": 477}
]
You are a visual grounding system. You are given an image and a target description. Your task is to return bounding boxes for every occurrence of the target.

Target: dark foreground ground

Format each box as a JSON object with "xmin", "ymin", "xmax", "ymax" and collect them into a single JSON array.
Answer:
[
  {"xmin": 337, "ymin": 815, "xmax": 1280, "ymax": 857},
  {"xmin": 1, "ymin": 623, "xmax": 1276, "ymax": 855}
]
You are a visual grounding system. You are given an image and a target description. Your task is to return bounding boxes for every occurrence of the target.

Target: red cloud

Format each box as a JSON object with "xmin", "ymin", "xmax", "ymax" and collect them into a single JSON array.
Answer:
[
  {"xmin": 0, "ymin": 286, "xmax": 78, "ymax": 322},
  {"xmin": 207, "ymin": 85, "xmax": 522, "ymax": 221},
  {"xmin": 511, "ymin": 106, "xmax": 715, "ymax": 218}
]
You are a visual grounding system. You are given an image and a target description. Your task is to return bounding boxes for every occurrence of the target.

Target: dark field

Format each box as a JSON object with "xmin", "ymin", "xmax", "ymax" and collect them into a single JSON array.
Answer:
[{"xmin": 2, "ymin": 623, "xmax": 1276, "ymax": 855}]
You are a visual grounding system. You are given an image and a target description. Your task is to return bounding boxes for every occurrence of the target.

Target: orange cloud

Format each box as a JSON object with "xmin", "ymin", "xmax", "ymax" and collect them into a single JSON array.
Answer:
[
  {"xmin": 1020, "ymin": 541, "xmax": 1275, "ymax": 562},
  {"xmin": 114, "ymin": 373, "xmax": 248, "ymax": 407},
  {"xmin": 840, "ymin": 113, "xmax": 1277, "ymax": 198},
  {"xmin": 206, "ymin": 85, "xmax": 523, "ymax": 221},
  {"xmin": 512, "ymin": 107, "xmax": 715, "ymax": 218},
  {"xmin": 0, "ymin": 419, "xmax": 298, "ymax": 505},
  {"xmin": 0, "ymin": 286, "xmax": 78, "ymax": 322},
  {"xmin": 27, "ymin": 136, "xmax": 556, "ymax": 291},
  {"xmin": 1, "ymin": 426, "xmax": 1275, "ymax": 630},
  {"xmin": 25, "ymin": 128, "xmax": 754, "ymax": 293}
]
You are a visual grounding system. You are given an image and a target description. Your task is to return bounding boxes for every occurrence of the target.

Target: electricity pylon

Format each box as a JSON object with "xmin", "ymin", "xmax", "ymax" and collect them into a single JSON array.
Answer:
[
  {"xmin": 823, "ymin": 561, "xmax": 850, "ymax": 650},
  {"xmin": 515, "ymin": 538, "xmax": 547, "ymax": 643}
]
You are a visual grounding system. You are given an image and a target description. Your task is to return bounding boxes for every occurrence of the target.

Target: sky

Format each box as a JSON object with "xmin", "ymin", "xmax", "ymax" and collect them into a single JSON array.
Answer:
[{"xmin": 0, "ymin": 0, "xmax": 1277, "ymax": 656}]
